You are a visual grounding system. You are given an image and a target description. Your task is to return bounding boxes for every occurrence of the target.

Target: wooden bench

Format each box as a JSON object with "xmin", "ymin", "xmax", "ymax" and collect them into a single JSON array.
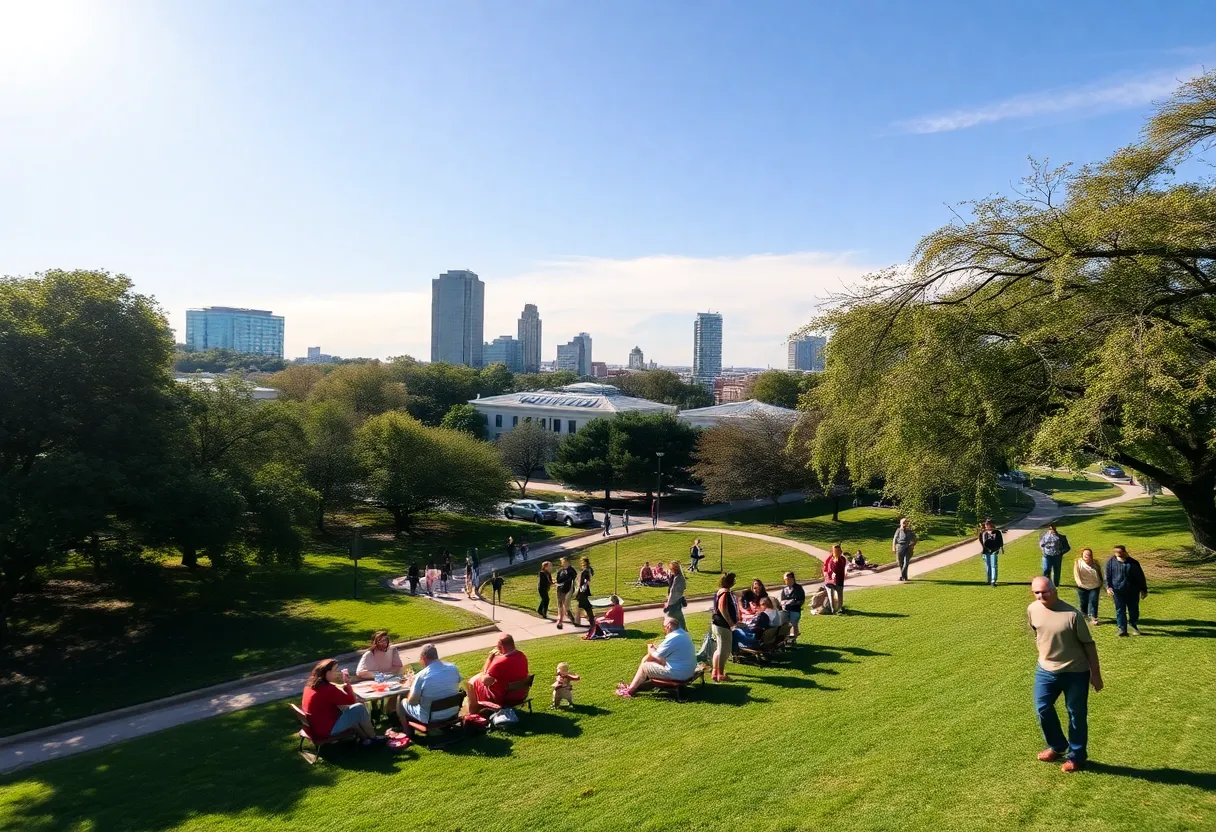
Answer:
[
  {"xmin": 649, "ymin": 665, "xmax": 707, "ymax": 701},
  {"xmin": 289, "ymin": 704, "xmax": 357, "ymax": 765},
  {"xmin": 733, "ymin": 626, "xmax": 785, "ymax": 664},
  {"xmin": 477, "ymin": 674, "xmax": 535, "ymax": 715},
  {"xmin": 403, "ymin": 691, "xmax": 467, "ymax": 742}
]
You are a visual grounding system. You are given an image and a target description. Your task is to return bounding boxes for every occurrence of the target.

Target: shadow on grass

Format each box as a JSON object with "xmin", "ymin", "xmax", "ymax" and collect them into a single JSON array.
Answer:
[
  {"xmin": 568, "ymin": 703, "xmax": 612, "ymax": 717},
  {"xmin": 1087, "ymin": 762, "xmax": 1216, "ymax": 791},
  {"xmin": 838, "ymin": 610, "xmax": 908, "ymax": 618},
  {"xmin": 514, "ymin": 711, "xmax": 583, "ymax": 738}
]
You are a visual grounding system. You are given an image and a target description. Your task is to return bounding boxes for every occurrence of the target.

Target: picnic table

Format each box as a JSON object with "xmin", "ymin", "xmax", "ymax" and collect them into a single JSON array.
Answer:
[{"xmin": 351, "ymin": 676, "xmax": 409, "ymax": 705}]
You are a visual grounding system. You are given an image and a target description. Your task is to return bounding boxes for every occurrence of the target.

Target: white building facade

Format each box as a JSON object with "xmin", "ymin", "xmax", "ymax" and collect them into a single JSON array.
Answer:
[{"xmin": 470, "ymin": 382, "xmax": 674, "ymax": 441}]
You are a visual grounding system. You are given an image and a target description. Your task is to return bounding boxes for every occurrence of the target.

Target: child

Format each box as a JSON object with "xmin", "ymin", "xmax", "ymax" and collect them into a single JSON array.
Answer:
[{"xmin": 552, "ymin": 661, "xmax": 580, "ymax": 708}]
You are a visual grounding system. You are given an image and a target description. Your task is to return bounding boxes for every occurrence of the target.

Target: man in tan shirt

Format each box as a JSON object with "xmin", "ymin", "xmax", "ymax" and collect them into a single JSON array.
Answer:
[{"xmin": 1027, "ymin": 576, "xmax": 1103, "ymax": 772}]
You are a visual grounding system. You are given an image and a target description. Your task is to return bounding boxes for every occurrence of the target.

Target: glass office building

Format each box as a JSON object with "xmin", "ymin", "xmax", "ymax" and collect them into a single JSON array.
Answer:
[
  {"xmin": 185, "ymin": 307, "xmax": 285, "ymax": 357},
  {"xmin": 692, "ymin": 312, "xmax": 723, "ymax": 389},
  {"xmin": 787, "ymin": 334, "xmax": 826, "ymax": 371},
  {"xmin": 431, "ymin": 270, "xmax": 485, "ymax": 367}
]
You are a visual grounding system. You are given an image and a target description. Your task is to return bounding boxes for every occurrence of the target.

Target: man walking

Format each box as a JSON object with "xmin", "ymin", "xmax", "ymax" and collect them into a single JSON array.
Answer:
[
  {"xmin": 601, "ymin": 511, "xmax": 613, "ymax": 537},
  {"xmin": 622, "ymin": 509, "xmax": 631, "ymax": 534},
  {"xmin": 506, "ymin": 536, "xmax": 516, "ymax": 566},
  {"xmin": 1039, "ymin": 524, "xmax": 1070, "ymax": 586},
  {"xmin": 1105, "ymin": 545, "xmax": 1148, "ymax": 637},
  {"xmin": 650, "ymin": 498, "xmax": 658, "ymax": 528},
  {"xmin": 555, "ymin": 556, "xmax": 577, "ymax": 630},
  {"xmin": 1027, "ymin": 577, "xmax": 1103, "ymax": 772},
  {"xmin": 892, "ymin": 518, "xmax": 918, "ymax": 582},
  {"xmin": 979, "ymin": 519, "xmax": 1004, "ymax": 586}
]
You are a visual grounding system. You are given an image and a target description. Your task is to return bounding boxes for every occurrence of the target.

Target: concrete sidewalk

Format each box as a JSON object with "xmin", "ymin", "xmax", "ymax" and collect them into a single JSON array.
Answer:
[{"xmin": 0, "ymin": 484, "xmax": 1143, "ymax": 774}]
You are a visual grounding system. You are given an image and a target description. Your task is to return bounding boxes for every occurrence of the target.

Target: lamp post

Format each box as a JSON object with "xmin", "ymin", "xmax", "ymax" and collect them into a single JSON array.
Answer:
[
  {"xmin": 350, "ymin": 523, "xmax": 363, "ymax": 599},
  {"xmin": 655, "ymin": 451, "xmax": 665, "ymax": 527}
]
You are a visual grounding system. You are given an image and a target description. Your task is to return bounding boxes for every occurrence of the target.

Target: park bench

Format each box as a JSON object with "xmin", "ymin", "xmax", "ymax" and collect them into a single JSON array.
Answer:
[
  {"xmin": 289, "ymin": 703, "xmax": 357, "ymax": 765},
  {"xmin": 733, "ymin": 626, "xmax": 785, "ymax": 665},
  {"xmin": 476, "ymin": 674, "xmax": 536, "ymax": 715},
  {"xmin": 403, "ymin": 691, "xmax": 467, "ymax": 742},
  {"xmin": 648, "ymin": 664, "xmax": 707, "ymax": 701}
]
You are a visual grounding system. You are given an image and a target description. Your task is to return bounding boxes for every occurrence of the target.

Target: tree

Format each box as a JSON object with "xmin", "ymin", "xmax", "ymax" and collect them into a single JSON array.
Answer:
[
  {"xmin": 174, "ymin": 347, "xmax": 285, "ymax": 373},
  {"xmin": 356, "ymin": 412, "xmax": 511, "ymax": 533},
  {"xmin": 808, "ymin": 70, "xmax": 1216, "ymax": 550},
  {"xmin": 607, "ymin": 370, "xmax": 714, "ymax": 409},
  {"xmin": 266, "ymin": 365, "xmax": 325, "ymax": 401},
  {"xmin": 0, "ymin": 270, "xmax": 176, "ymax": 640},
  {"xmin": 440, "ymin": 403, "xmax": 488, "ymax": 440},
  {"xmin": 393, "ymin": 360, "xmax": 481, "ymax": 424},
  {"xmin": 548, "ymin": 413, "xmax": 697, "ymax": 500},
  {"xmin": 497, "ymin": 421, "xmax": 559, "ymax": 495},
  {"xmin": 478, "ymin": 362, "xmax": 515, "ymax": 397},
  {"xmin": 308, "ymin": 362, "xmax": 408, "ymax": 417},
  {"xmin": 300, "ymin": 401, "xmax": 361, "ymax": 531},
  {"xmin": 692, "ymin": 411, "xmax": 817, "ymax": 521},
  {"xmin": 745, "ymin": 370, "xmax": 805, "ymax": 409},
  {"xmin": 514, "ymin": 370, "xmax": 577, "ymax": 391}
]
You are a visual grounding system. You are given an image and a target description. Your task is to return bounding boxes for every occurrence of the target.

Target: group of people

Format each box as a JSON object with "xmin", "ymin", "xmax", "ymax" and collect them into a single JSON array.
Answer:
[
  {"xmin": 703, "ymin": 572, "xmax": 805, "ymax": 681},
  {"xmin": 405, "ymin": 553, "xmax": 455, "ymax": 596},
  {"xmin": 534, "ymin": 556, "xmax": 597, "ymax": 630}
]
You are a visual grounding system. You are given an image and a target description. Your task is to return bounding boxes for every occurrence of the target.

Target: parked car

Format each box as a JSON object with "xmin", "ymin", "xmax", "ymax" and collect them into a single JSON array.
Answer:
[
  {"xmin": 1101, "ymin": 465, "xmax": 1126, "ymax": 478},
  {"xmin": 504, "ymin": 499, "xmax": 557, "ymax": 523},
  {"xmin": 550, "ymin": 502, "xmax": 595, "ymax": 527},
  {"xmin": 1005, "ymin": 470, "xmax": 1029, "ymax": 485}
]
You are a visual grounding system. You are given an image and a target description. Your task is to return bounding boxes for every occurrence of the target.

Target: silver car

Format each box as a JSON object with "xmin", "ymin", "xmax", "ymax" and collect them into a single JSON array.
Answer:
[
  {"xmin": 550, "ymin": 502, "xmax": 595, "ymax": 527},
  {"xmin": 504, "ymin": 499, "xmax": 557, "ymax": 523}
]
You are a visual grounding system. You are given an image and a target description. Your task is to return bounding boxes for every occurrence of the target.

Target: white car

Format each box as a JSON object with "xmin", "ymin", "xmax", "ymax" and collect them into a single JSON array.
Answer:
[
  {"xmin": 550, "ymin": 502, "xmax": 595, "ymax": 527},
  {"xmin": 504, "ymin": 499, "xmax": 557, "ymax": 523}
]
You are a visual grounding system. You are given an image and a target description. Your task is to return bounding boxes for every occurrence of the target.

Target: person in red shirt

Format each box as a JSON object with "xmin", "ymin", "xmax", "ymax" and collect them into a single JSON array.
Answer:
[
  {"xmin": 467, "ymin": 635, "xmax": 531, "ymax": 713},
  {"xmin": 824, "ymin": 544, "xmax": 848, "ymax": 614},
  {"xmin": 301, "ymin": 659, "xmax": 383, "ymax": 745}
]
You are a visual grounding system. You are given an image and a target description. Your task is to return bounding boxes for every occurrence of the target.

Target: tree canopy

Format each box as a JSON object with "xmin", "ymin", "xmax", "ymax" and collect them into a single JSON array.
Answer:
[
  {"xmin": 745, "ymin": 370, "xmax": 816, "ymax": 409},
  {"xmin": 548, "ymin": 413, "xmax": 697, "ymax": 500},
  {"xmin": 606, "ymin": 370, "xmax": 714, "ymax": 409},
  {"xmin": 496, "ymin": 420, "xmax": 559, "ymax": 495},
  {"xmin": 808, "ymin": 70, "xmax": 1216, "ymax": 551},
  {"xmin": 693, "ymin": 411, "xmax": 817, "ymax": 519}
]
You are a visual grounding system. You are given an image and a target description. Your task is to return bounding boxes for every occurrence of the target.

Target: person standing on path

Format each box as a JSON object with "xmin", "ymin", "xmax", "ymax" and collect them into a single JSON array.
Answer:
[
  {"xmin": 575, "ymin": 556, "xmax": 596, "ymax": 628},
  {"xmin": 519, "ymin": 540, "xmax": 529, "ymax": 562},
  {"xmin": 664, "ymin": 561, "xmax": 687, "ymax": 631},
  {"xmin": 823, "ymin": 544, "xmax": 848, "ymax": 614},
  {"xmin": 1039, "ymin": 524, "xmax": 1070, "ymax": 586},
  {"xmin": 602, "ymin": 511, "xmax": 613, "ymax": 537},
  {"xmin": 979, "ymin": 519, "xmax": 1004, "ymax": 586},
  {"xmin": 711, "ymin": 573, "xmax": 739, "ymax": 683},
  {"xmin": 651, "ymin": 498, "xmax": 658, "ymax": 528},
  {"xmin": 537, "ymin": 561, "xmax": 554, "ymax": 619},
  {"xmin": 407, "ymin": 562, "xmax": 420, "ymax": 595},
  {"xmin": 506, "ymin": 536, "xmax": 516, "ymax": 566},
  {"xmin": 1027, "ymin": 577, "xmax": 1103, "ymax": 773},
  {"xmin": 1073, "ymin": 548, "xmax": 1103, "ymax": 626},
  {"xmin": 780, "ymin": 572, "xmax": 805, "ymax": 641},
  {"xmin": 1105, "ymin": 545, "xmax": 1148, "ymax": 637},
  {"xmin": 464, "ymin": 556, "xmax": 474, "ymax": 598},
  {"xmin": 441, "ymin": 551, "xmax": 453, "ymax": 593},
  {"xmin": 468, "ymin": 547, "xmax": 481, "ymax": 589},
  {"xmin": 490, "ymin": 571, "xmax": 504, "ymax": 604},
  {"xmin": 892, "ymin": 518, "xmax": 918, "ymax": 582},
  {"xmin": 623, "ymin": 509, "xmax": 631, "ymax": 534},
  {"xmin": 689, "ymin": 538, "xmax": 703, "ymax": 572},
  {"xmin": 555, "ymin": 557, "xmax": 577, "ymax": 630}
]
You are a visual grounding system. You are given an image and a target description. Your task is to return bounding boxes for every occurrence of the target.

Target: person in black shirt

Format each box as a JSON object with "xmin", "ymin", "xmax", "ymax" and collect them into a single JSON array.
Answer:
[
  {"xmin": 555, "ymin": 557, "xmax": 577, "ymax": 630},
  {"xmin": 537, "ymin": 561, "xmax": 554, "ymax": 618},
  {"xmin": 490, "ymin": 570, "xmax": 504, "ymax": 604},
  {"xmin": 575, "ymin": 556, "xmax": 596, "ymax": 628},
  {"xmin": 441, "ymin": 552, "xmax": 453, "ymax": 593},
  {"xmin": 780, "ymin": 572, "xmax": 806, "ymax": 640},
  {"xmin": 506, "ymin": 536, "xmax": 516, "ymax": 566},
  {"xmin": 407, "ymin": 562, "xmax": 420, "ymax": 595},
  {"xmin": 979, "ymin": 519, "xmax": 1005, "ymax": 587},
  {"xmin": 1105, "ymin": 546, "xmax": 1148, "ymax": 636}
]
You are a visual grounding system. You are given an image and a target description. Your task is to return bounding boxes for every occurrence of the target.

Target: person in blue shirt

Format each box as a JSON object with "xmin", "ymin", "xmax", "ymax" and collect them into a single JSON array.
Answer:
[
  {"xmin": 397, "ymin": 643, "xmax": 462, "ymax": 726},
  {"xmin": 615, "ymin": 617, "xmax": 696, "ymax": 697},
  {"xmin": 1104, "ymin": 545, "xmax": 1149, "ymax": 636}
]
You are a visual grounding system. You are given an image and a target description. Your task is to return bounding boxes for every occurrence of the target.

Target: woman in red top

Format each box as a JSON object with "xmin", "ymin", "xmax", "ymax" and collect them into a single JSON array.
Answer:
[
  {"xmin": 599, "ymin": 595, "xmax": 625, "ymax": 633},
  {"xmin": 301, "ymin": 659, "xmax": 383, "ymax": 745},
  {"xmin": 823, "ymin": 545, "xmax": 848, "ymax": 614}
]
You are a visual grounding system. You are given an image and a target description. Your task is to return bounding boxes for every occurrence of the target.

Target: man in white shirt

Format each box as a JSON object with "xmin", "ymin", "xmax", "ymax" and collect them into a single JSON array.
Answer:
[
  {"xmin": 397, "ymin": 644, "xmax": 462, "ymax": 724},
  {"xmin": 616, "ymin": 617, "xmax": 697, "ymax": 697}
]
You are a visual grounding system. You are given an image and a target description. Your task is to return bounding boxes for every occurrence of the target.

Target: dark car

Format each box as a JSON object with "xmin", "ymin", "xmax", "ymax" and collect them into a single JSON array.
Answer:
[{"xmin": 1101, "ymin": 465, "xmax": 1126, "ymax": 478}]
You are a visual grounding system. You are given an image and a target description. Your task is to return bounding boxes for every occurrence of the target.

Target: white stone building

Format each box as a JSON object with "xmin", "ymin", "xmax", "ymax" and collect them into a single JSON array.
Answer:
[
  {"xmin": 470, "ymin": 382, "xmax": 674, "ymax": 440},
  {"xmin": 676, "ymin": 399, "xmax": 797, "ymax": 429}
]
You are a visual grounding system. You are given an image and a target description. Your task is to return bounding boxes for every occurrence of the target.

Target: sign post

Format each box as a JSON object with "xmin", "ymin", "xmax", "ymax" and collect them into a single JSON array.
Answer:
[{"xmin": 350, "ymin": 524, "xmax": 363, "ymax": 600}]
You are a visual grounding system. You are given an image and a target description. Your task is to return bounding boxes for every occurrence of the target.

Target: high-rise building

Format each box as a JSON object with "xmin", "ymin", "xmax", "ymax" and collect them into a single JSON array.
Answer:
[
  {"xmin": 483, "ymin": 335, "xmax": 524, "ymax": 372},
  {"xmin": 556, "ymin": 338, "xmax": 584, "ymax": 374},
  {"xmin": 787, "ymin": 334, "xmax": 827, "ymax": 372},
  {"xmin": 628, "ymin": 346, "xmax": 645, "ymax": 370},
  {"xmin": 185, "ymin": 307, "xmax": 285, "ymax": 357},
  {"xmin": 430, "ymin": 270, "xmax": 485, "ymax": 367},
  {"xmin": 517, "ymin": 304, "xmax": 542, "ymax": 373},
  {"xmin": 692, "ymin": 312, "xmax": 723, "ymax": 389},
  {"xmin": 574, "ymin": 332, "xmax": 592, "ymax": 377}
]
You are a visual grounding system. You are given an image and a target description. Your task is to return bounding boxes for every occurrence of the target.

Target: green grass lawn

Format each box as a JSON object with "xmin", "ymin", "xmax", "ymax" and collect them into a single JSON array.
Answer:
[
  {"xmin": 484, "ymin": 530, "xmax": 823, "ymax": 611},
  {"xmin": 1, "ymin": 498, "xmax": 1211, "ymax": 832},
  {"xmin": 692, "ymin": 488, "xmax": 1035, "ymax": 565},
  {"xmin": 0, "ymin": 509, "xmax": 581, "ymax": 737},
  {"xmin": 1024, "ymin": 468, "xmax": 1124, "ymax": 506}
]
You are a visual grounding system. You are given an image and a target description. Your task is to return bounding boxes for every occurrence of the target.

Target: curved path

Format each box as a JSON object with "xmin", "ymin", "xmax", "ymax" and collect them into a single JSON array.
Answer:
[{"xmin": 0, "ymin": 483, "xmax": 1144, "ymax": 774}]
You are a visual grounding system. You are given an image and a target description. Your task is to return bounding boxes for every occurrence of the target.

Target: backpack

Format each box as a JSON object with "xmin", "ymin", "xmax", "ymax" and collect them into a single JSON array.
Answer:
[
  {"xmin": 489, "ymin": 708, "xmax": 520, "ymax": 730},
  {"xmin": 1058, "ymin": 534, "xmax": 1071, "ymax": 555}
]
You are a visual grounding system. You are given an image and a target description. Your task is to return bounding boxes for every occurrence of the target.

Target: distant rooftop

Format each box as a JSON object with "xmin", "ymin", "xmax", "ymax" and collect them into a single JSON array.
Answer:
[
  {"xmin": 188, "ymin": 307, "xmax": 277, "ymax": 316},
  {"xmin": 678, "ymin": 399, "xmax": 798, "ymax": 421},
  {"xmin": 470, "ymin": 382, "xmax": 673, "ymax": 415}
]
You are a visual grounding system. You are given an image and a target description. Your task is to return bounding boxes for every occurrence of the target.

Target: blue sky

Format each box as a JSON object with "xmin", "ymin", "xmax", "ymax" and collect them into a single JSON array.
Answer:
[{"xmin": 1, "ymin": 1, "xmax": 1211, "ymax": 366}]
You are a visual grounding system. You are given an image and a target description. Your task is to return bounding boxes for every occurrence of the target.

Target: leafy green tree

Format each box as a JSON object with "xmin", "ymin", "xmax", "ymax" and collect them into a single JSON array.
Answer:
[
  {"xmin": 244, "ymin": 462, "xmax": 318, "ymax": 569},
  {"xmin": 607, "ymin": 370, "xmax": 714, "ymax": 409},
  {"xmin": 393, "ymin": 360, "xmax": 481, "ymax": 425},
  {"xmin": 478, "ymin": 362, "xmax": 515, "ymax": 396},
  {"xmin": 745, "ymin": 370, "xmax": 805, "ymax": 409},
  {"xmin": 514, "ymin": 370, "xmax": 577, "ymax": 391},
  {"xmin": 300, "ymin": 401, "xmax": 362, "ymax": 531},
  {"xmin": 497, "ymin": 420, "xmax": 559, "ymax": 495},
  {"xmin": 174, "ymin": 348, "xmax": 285, "ymax": 373},
  {"xmin": 308, "ymin": 362, "xmax": 408, "ymax": 417},
  {"xmin": 693, "ymin": 411, "xmax": 817, "ymax": 521},
  {"xmin": 549, "ymin": 413, "xmax": 697, "ymax": 500},
  {"xmin": 809, "ymin": 71, "xmax": 1216, "ymax": 550},
  {"xmin": 0, "ymin": 270, "xmax": 176, "ymax": 640},
  {"xmin": 356, "ymin": 412, "xmax": 511, "ymax": 533},
  {"xmin": 266, "ymin": 365, "xmax": 325, "ymax": 401},
  {"xmin": 440, "ymin": 403, "xmax": 488, "ymax": 440}
]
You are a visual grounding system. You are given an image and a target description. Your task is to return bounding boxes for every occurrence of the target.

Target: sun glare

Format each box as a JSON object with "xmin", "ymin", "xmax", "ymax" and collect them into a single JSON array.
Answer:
[{"xmin": 0, "ymin": 0, "xmax": 102, "ymax": 80}]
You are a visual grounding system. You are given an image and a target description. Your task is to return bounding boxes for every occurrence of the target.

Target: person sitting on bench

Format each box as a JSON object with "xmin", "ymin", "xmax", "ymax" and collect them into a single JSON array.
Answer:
[
  {"xmin": 467, "ymin": 635, "xmax": 530, "ymax": 714},
  {"xmin": 733, "ymin": 597, "xmax": 774, "ymax": 652},
  {"xmin": 615, "ymin": 616, "xmax": 696, "ymax": 698}
]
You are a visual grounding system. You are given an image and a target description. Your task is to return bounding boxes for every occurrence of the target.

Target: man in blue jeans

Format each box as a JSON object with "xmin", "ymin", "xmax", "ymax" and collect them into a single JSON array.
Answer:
[
  {"xmin": 1038, "ymin": 524, "xmax": 1069, "ymax": 586},
  {"xmin": 1027, "ymin": 576, "xmax": 1104, "ymax": 772}
]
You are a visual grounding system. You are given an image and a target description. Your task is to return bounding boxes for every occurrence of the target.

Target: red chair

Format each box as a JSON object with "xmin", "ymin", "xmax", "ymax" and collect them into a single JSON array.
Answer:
[{"xmin": 289, "ymin": 703, "xmax": 357, "ymax": 764}]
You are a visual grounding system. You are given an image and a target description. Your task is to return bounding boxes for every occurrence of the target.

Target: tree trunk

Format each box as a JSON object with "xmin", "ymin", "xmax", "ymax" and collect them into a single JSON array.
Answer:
[
  {"xmin": 1168, "ymin": 476, "xmax": 1216, "ymax": 554},
  {"xmin": 518, "ymin": 476, "xmax": 530, "ymax": 497},
  {"xmin": 181, "ymin": 546, "xmax": 199, "ymax": 569},
  {"xmin": 391, "ymin": 508, "xmax": 410, "ymax": 535},
  {"xmin": 832, "ymin": 495, "xmax": 841, "ymax": 522},
  {"xmin": 771, "ymin": 495, "xmax": 783, "ymax": 525},
  {"xmin": 316, "ymin": 497, "xmax": 327, "ymax": 533}
]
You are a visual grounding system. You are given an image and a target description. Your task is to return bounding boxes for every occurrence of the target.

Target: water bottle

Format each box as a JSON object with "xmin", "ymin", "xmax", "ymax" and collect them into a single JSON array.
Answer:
[{"xmin": 375, "ymin": 672, "xmax": 384, "ymax": 684}]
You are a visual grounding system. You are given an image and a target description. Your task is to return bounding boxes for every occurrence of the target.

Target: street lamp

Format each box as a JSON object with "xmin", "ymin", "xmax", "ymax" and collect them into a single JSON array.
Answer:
[{"xmin": 655, "ymin": 451, "xmax": 665, "ymax": 527}]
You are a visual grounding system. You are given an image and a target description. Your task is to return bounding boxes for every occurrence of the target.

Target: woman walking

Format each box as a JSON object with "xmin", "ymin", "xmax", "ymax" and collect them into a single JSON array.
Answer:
[
  {"xmin": 664, "ymin": 561, "xmax": 687, "ymax": 630},
  {"xmin": 1073, "ymin": 548, "xmax": 1103, "ymax": 625},
  {"xmin": 978, "ymin": 519, "xmax": 1004, "ymax": 586},
  {"xmin": 711, "ymin": 573, "xmax": 738, "ymax": 682},
  {"xmin": 575, "ymin": 556, "xmax": 596, "ymax": 628},
  {"xmin": 823, "ymin": 544, "xmax": 847, "ymax": 614},
  {"xmin": 537, "ymin": 561, "xmax": 554, "ymax": 619}
]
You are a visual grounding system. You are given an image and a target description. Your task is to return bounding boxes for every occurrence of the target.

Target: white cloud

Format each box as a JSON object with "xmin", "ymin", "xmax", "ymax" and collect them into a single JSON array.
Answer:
[
  {"xmin": 894, "ymin": 66, "xmax": 1201, "ymax": 134},
  {"xmin": 203, "ymin": 251, "xmax": 873, "ymax": 368}
]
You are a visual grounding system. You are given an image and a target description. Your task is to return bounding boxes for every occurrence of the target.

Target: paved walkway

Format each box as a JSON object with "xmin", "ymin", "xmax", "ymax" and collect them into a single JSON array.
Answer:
[{"xmin": 0, "ymin": 483, "xmax": 1144, "ymax": 774}]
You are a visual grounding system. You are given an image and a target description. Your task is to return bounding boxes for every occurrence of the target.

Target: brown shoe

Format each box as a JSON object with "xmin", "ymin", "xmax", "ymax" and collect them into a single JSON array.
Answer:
[
  {"xmin": 1037, "ymin": 749, "xmax": 1061, "ymax": 762},
  {"xmin": 1061, "ymin": 759, "xmax": 1083, "ymax": 773}
]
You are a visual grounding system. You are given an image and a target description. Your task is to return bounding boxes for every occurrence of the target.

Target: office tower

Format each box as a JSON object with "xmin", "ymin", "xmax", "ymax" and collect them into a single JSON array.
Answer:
[
  {"xmin": 574, "ymin": 332, "xmax": 592, "ymax": 377},
  {"xmin": 628, "ymin": 346, "xmax": 645, "ymax": 370},
  {"xmin": 483, "ymin": 335, "xmax": 524, "ymax": 372},
  {"xmin": 185, "ymin": 307, "xmax": 285, "ymax": 357},
  {"xmin": 556, "ymin": 338, "xmax": 584, "ymax": 374},
  {"xmin": 517, "ymin": 304, "xmax": 542, "ymax": 373},
  {"xmin": 787, "ymin": 334, "xmax": 827, "ymax": 372},
  {"xmin": 692, "ymin": 312, "xmax": 723, "ymax": 389},
  {"xmin": 430, "ymin": 270, "xmax": 485, "ymax": 367}
]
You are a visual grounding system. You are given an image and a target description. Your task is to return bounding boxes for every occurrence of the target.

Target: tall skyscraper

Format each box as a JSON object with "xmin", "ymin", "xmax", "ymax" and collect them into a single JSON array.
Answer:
[
  {"xmin": 692, "ymin": 312, "xmax": 723, "ymax": 389},
  {"xmin": 483, "ymin": 335, "xmax": 524, "ymax": 372},
  {"xmin": 517, "ymin": 304, "xmax": 542, "ymax": 373},
  {"xmin": 185, "ymin": 306, "xmax": 285, "ymax": 357},
  {"xmin": 430, "ymin": 270, "xmax": 485, "ymax": 367},
  {"xmin": 628, "ymin": 346, "xmax": 645, "ymax": 370},
  {"xmin": 787, "ymin": 334, "xmax": 827, "ymax": 371},
  {"xmin": 556, "ymin": 332, "xmax": 592, "ymax": 376}
]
